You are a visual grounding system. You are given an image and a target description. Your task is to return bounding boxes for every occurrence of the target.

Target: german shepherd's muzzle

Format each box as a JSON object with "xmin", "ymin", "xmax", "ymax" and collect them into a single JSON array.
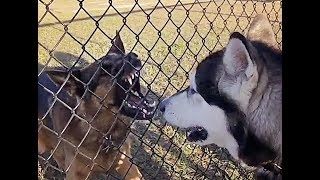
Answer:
[{"xmin": 38, "ymin": 32, "xmax": 155, "ymax": 180}]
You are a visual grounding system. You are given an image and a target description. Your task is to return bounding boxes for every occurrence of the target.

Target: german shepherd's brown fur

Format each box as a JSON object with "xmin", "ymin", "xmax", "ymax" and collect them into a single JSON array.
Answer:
[{"xmin": 38, "ymin": 32, "xmax": 155, "ymax": 180}]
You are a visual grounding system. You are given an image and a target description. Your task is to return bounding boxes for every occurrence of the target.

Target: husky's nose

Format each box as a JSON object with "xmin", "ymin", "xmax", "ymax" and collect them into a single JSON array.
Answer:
[{"xmin": 158, "ymin": 99, "xmax": 168, "ymax": 112}]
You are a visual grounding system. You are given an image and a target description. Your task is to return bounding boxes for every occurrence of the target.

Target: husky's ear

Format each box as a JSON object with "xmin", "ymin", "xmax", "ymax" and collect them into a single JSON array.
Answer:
[
  {"xmin": 46, "ymin": 69, "xmax": 84, "ymax": 96},
  {"xmin": 109, "ymin": 31, "xmax": 125, "ymax": 54},
  {"xmin": 247, "ymin": 14, "xmax": 277, "ymax": 48},
  {"xmin": 223, "ymin": 32, "xmax": 255, "ymax": 78}
]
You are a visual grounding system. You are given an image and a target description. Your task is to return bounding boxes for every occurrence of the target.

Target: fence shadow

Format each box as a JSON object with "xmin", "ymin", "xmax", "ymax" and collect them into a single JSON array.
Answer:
[
  {"xmin": 52, "ymin": 51, "xmax": 90, "ymax": 68},
  {"xmin": 38, "ymin": 51, "xmax": 89, "ymax": 74}
]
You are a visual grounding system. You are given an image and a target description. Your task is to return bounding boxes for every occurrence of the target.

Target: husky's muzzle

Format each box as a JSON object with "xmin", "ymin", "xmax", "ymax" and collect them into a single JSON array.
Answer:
[{"xmin": 159, "ymin": 99, "xmax": 208, "ymax": 142}]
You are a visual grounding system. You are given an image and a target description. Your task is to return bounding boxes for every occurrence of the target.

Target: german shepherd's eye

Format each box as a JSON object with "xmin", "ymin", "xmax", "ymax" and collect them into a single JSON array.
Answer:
[{"xmin": 128, "ymin": 52, "xmax": 138, "ymax": 58}]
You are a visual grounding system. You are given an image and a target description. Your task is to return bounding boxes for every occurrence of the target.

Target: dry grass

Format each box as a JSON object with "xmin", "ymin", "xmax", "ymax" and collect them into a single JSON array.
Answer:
[{"xmin": 38, "ymin": 0, "xmax": 281, "ymax": 179}]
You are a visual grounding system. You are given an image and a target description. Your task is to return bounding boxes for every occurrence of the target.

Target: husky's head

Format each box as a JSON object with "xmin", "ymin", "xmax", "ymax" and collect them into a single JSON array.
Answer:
[{"xmin": 159, "ymin": 14, "xmax": 280, "ymax": 166}]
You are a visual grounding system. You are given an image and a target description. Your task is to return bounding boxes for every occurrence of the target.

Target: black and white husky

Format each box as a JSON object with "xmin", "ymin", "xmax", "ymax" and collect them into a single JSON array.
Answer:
[{"xmin": 159, "ymin": 14, "xmax": 282, "ymax": 178}]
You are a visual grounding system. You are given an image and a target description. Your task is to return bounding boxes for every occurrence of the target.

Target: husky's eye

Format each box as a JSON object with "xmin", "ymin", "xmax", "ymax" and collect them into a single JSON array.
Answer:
[{"xmin": 189, "ymin": 88, "xmax": 196, "ymax": 95}]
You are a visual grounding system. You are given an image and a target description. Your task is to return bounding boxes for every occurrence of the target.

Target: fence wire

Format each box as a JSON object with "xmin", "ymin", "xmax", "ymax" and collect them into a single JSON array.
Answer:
[{"xmin": 38, "ymin": 0, "xmax": 282, "ymax": 179}]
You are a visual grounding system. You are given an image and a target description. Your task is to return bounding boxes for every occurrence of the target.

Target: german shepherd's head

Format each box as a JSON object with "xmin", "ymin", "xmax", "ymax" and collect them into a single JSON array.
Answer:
[
  {"xmin": 45, "ymin": 32, "xmax": 156, "ymax": 125},
  {"xmin": 38, "ymin": 32, "xmax": 155, "ymax": 179}
]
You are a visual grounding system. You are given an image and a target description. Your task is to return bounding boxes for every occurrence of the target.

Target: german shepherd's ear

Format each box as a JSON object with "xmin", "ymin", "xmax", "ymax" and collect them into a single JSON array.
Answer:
[
  {"xmin": 46, "ymin": 69, "xmax": 84, "ymax": 96},
  {"xmin": 109, "ymin": 31, "xmax": 125, "ymax": 54},
  {"xmin": 247, "ymin": 14, "xmax": 277, "ymax": 48}
]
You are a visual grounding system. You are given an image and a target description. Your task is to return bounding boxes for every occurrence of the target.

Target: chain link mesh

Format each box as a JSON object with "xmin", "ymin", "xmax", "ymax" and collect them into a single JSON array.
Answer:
[{"xmin": 38, "ymin": 0, "xmax": 282, "ymax": 179}]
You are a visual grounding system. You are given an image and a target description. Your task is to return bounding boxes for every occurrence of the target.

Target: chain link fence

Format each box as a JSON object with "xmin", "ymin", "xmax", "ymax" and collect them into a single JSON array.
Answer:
[{"xmin": 38, "ymin": 0, "xmax": 282, "ymax": 179}]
